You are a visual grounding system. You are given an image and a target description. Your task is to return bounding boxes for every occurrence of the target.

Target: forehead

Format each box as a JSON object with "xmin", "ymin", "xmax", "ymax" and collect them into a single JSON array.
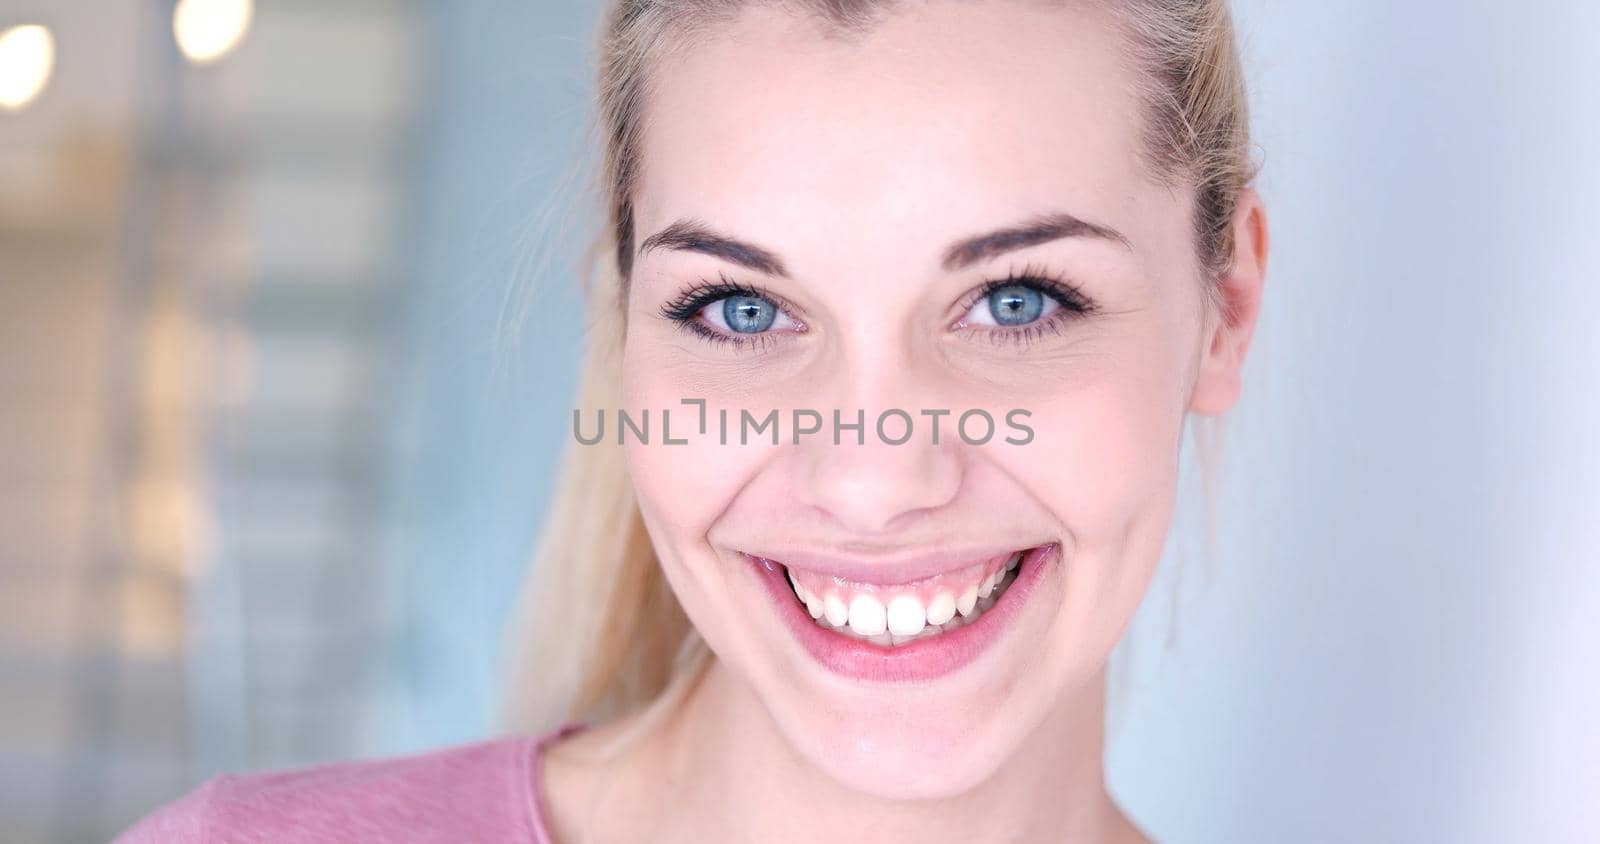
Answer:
[{"xmin": 632, "ymin": 1, "xmax": 1163, "ymax": 278}]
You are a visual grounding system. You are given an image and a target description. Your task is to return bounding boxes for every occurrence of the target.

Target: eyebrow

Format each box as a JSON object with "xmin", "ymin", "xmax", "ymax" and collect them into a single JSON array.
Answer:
[
  {"xmin": 637, "ymin": 219, "xmax": 790, "ymax": 277},
  {"xmin": 940, "ymin": 212, "xmax": 1132, "ymax": 271},
  {"xmin": 636, "ymin": 211, "xmax": 1132, "ymax": 278}
]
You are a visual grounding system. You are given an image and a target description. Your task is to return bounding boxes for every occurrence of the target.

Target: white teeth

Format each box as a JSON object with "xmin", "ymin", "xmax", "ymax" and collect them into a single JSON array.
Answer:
[
  {"xmin": 813, "ymin": 561, "xmax": 1025, "ymax": 645},
  {"xmin": 823, "ymin": 592, "xmax": 849, "ymax": 627},
  {"xmin": 847, "ymin": 594, "xmax": 887, "ymax": 636},
  {"xmin": 786, "ymin": 570, "xmax": 823, "ymax": 618},
  {"xmin": 886, "ymin": 595, "xmax": 927, "ymax": 637},
  {"xmin": 890, "ymin": 628, "xmax": 935, "ymax": 646},
  {"xmin": 797, "ymin": 550, "xmax": 1031, "ymax": 646},
  {"xmin": 956, "ymin": 584, "xmax": 979, "ymax": 617}
]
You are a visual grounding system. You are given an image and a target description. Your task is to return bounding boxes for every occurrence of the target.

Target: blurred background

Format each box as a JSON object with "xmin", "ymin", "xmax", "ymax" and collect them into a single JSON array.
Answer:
[{"xmin": 0, "ymin": 1, "xmax": 1594, "ymax": 842}]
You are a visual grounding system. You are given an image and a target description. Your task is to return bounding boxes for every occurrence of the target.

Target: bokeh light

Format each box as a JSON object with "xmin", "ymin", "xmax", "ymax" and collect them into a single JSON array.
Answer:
[
  {"xmin": 173, "ymin": 0, "xmax": 253, "ymax": 65},
  {"xmin": 0, "ymin": 24, "xmax": 55, "ymax": 110}
]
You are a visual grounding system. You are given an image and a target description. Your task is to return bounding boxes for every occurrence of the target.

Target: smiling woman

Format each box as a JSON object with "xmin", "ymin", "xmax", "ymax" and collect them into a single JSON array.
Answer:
[
  {"xmin": 118, "ymin": 0, "xmax": 1265, "ymax": 841},
  {"xmin": 515, "ymin": 0, "xmax": 1264, "ymax": 840}
]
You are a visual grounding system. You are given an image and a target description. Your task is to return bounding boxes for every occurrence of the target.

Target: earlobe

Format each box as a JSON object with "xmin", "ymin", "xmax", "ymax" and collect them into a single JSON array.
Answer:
[{"xmin": 1189, "ymin": 189, "xmax": 1269, "ymax": 417}]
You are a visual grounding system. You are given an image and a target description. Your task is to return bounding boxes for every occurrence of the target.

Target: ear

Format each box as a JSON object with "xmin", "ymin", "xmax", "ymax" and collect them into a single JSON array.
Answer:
[{"xmin": 1189, "ymin": 188, "xmax": 1269, "ymax": 416}]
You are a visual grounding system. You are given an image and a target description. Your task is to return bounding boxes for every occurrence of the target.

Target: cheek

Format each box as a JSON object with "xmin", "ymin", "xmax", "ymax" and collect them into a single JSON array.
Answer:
[
  {"xmin": 620, "ymin": 349, "xmax": 773, "ymax": 515},
  {"xmin": 1019, "ymin": 368, "xmax": 1185, "ymax": 536},
  {"xmin": 619, "ymin": 350, "xmax": 771, "ymax": 619},
  {"xmin": 1033, "ymin": 282, "xmax": 1200, "ymax": 540},
  {"xmin": 997, "ymin": 320, "xmax": 1193, "ymax": 637}
]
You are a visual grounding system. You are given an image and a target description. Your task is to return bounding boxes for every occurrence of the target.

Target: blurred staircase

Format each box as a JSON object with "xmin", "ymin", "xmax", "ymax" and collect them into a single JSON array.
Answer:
[{"xmin": 0, "ymin": 3, "xmax": 424, "ymax": 840}]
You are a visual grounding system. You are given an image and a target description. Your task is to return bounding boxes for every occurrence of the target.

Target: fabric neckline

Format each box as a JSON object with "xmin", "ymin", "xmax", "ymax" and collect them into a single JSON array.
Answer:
[{"xmin": 525, "ymin": 723, "xmax": 587, "ymax": 843}]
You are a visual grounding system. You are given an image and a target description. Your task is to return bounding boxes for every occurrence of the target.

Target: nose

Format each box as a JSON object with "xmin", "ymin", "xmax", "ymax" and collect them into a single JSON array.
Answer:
[
  {"xmin": 789, "ymin": 375, "xmax": 965, "ymax": 537},
  {"xmin": 797, "ymin": 433, "xmax": 962, "ymax": 535}
]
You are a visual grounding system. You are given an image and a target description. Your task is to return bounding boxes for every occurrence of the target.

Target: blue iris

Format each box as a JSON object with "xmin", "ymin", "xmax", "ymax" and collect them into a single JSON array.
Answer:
[
  {"xmin": 723, "ymin": 295, "xmax": 777, "ymax": 333},
  {"xmin": 987, "ymin": 284, "xmax": 1045, "ymax": 326}
]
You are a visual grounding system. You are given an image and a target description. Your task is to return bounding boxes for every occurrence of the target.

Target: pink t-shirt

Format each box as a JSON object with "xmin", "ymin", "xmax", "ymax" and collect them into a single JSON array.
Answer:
[{"xmin": 115, "ymin": 725, "xmax": 582, "ymax": 843}]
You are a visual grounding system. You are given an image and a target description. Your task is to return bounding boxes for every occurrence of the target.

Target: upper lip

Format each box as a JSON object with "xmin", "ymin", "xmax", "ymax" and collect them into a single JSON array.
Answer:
[{"xmin": 738, "ymin": 543, "xmax": 1043, "ymax": 586}]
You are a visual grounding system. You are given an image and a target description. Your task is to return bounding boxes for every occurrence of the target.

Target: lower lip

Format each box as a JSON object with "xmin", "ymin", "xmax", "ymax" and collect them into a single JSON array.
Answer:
[{"xmin": 748, "ymin": 544, "xmax": 1058, "ymax": 683}]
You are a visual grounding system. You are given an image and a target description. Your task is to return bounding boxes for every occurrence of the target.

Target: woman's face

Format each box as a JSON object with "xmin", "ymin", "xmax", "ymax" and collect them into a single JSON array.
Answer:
[{"xmin": 619, "ymin": 1, "xmax": 1254, "ymax": 799}]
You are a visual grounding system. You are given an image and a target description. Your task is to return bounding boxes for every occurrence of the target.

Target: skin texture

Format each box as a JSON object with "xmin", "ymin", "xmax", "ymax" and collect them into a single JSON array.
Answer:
[{"xmin": 544, "ymin": 1, "xmax": 1267, "ymax": 841}]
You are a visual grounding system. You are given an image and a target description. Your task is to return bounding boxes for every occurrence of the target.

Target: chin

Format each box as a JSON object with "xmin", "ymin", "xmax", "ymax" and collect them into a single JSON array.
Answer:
[{"xmin": 778, "ymin": 695, "xmax": 1040, "ymax": 800}]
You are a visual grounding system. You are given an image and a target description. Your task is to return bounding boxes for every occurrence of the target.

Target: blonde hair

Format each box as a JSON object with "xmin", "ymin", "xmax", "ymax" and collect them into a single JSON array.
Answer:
[{"xmin": 500, "ymin": 0, "xmax": 1255, "ymax": 735}]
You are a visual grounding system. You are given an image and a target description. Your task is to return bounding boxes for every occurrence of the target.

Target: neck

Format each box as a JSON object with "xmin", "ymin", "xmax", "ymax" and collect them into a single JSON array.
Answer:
[{"xmin": 629, "ymin": 659, "xmax": 1135, "ymax": 843}]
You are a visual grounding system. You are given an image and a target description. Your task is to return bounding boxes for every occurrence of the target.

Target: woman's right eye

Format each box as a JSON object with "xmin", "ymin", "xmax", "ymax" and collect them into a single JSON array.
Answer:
[
  {"xmin": 706, "ymin": 294, "xmax": 782, "ymax": 334},
  {"xmin": 658, "ymin": 281, "xmax": 805, "ymax": 349}
]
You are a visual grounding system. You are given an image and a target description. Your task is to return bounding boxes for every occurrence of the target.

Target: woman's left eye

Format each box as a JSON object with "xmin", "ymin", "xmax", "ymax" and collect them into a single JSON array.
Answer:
[{"xmin": 963, "ymin": 283, "xmax": 1062, "ymax": 328}]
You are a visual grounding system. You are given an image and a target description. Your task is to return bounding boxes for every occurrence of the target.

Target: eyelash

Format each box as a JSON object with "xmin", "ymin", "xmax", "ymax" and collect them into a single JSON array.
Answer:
[
  {"xmin": 655, "ymin": 263, "xmax": 1096, "ymax": 352},
  {"xmin": 953, "ymin": 263, "xmax": 1097, "ymax": 347},
  {"xmin": 657, "ymin": 272, "xmax": 804, "ymax": 352}
]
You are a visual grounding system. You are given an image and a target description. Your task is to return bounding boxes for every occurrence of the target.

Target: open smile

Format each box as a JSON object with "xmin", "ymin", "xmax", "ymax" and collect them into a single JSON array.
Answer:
[{"xmin": 741, "ymin": 543, "xmax": 1058, "ymax": 683}]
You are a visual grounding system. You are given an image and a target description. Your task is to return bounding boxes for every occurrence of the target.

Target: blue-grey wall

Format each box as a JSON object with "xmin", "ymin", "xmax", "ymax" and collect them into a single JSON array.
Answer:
[
  {"xmin": 396, "ymin": 0, "xmax": 598, "ymax": 750},
  {"xmin": 1108, "ymin": 3, "xmax": 1600, "ymax": 841}
]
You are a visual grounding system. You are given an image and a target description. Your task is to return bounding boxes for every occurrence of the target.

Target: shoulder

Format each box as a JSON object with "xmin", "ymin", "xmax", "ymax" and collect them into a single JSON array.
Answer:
[{"xmin": 115, "ymin": 735, "xmax": 544, "ymax": 843}]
